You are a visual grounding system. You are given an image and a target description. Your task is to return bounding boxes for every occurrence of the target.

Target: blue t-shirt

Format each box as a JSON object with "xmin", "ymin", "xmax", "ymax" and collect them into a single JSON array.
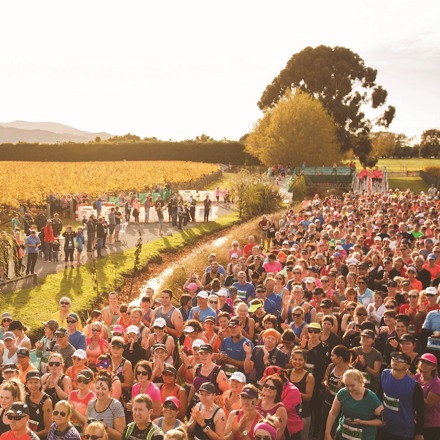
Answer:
[
  {"xmin": 68, "ymin": 330, "xmax": 86, "ymax": 350},
  {"xmin": 423, "ymin": 309, "xmax": 440, "ymax": 331},
  {"xmin": 266, "ymin": 292, "xmax": 282, "ymax": 315},
  {"xmin": 187, "ymin": 306, "xmax": 216, "ymax": 322},
  {"xmin": 26, "ymin": 234, "xmax": 40, "ymax": 253},
  {"xmin": 232, "ymin": 282, "xmax": 256, "ymax": 302},
  {"xmin": 221, "ymin": 336, "xmax": 253, "ymax": 363}
]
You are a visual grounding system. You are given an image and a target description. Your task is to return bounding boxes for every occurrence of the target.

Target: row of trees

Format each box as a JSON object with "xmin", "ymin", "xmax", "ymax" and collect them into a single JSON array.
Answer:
[{"xmin": 245, "ymin": 45, "xmax": 438, "ymax": 167}]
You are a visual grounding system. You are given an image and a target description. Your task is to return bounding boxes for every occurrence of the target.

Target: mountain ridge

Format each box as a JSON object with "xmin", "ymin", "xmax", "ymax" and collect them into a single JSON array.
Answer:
[{"xmin": 0, "ymin": 121, "xmax": 112, "ymax": 144}]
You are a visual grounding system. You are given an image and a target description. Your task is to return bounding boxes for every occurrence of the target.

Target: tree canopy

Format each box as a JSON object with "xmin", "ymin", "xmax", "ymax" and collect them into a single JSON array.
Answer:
[
  {"xmin": 420, "ymin": 129, "xmax": 440, "ymax": 157},
  {"xmin": 245, "ymin": 90, "xmax": 340, "ymax": 166},
  {"xmin": 258, "ymin": 45, "xmax": 395, "ymax": 163}
]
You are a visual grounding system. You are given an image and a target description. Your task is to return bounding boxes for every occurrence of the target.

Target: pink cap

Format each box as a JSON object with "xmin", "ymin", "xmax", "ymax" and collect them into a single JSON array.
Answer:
[
  {"xmin": 164, "ymin": 396, "xmax": 180, "ymax": 409},
  {"xmin": 112, "ymin": 325, "xmax": 125, "ymax": 334},
  {"xmin": 186, "ymin": 283, "xmax": 198, "ymax": 290},
  {"xmin": 420, "ymin": 353, "xmax": 438, "ymax": 365}
]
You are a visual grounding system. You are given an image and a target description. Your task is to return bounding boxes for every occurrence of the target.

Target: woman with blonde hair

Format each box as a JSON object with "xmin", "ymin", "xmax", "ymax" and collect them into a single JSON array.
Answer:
[
  {"xmin": 0, "ymin": 379, "xmax": 26, "ymax": 434},
  {"xmin": 324, "ymin": 369, "xmax": 384, "ymax": 440},
  {"xmin": 84, "ymin": 421, "xmax": 108, "ymax": 440},
  {"xmin": 164, "ymin": 428, "xmax": 188, "ymax": 440},
  {"xmin": 47, "ymin": 400, "xmax": 81, "ymax": 440},
  {"xmin": 41, "ymin": 352, "xmax": 73, "ymax": 405}
]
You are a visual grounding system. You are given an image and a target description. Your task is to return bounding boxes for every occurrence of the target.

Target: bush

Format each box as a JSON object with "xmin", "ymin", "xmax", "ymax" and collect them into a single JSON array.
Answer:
[
  {"xmin": 289, "ymin": 175, "xmax": 307, "ymax": 200},
  {"xmin": 241, "ymin": 182, "xmax": 283, "ymax": 217},
  {"xmin": 424, "ymin": 167, "xmax": 440, "ymax": 178}
]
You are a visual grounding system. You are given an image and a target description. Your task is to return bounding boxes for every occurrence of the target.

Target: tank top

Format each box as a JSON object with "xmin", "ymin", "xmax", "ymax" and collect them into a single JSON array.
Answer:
[
  {"xmin": 159, "ymin": 383, "xmax": 180, "ymax": 401},
  {"xmin": 291, "ymin": 372, "xmax": 311, "ymax": 417},
  {"xmin": 257, "ymin": 402, "xmax": 285, "ymax": 419},
  {"xmin": 193, "ymin": 364, "xmax": 221, "ymax": 393},
  {"xmin": 193, "ymin": 406, "xmax": 221, "ymax": 440},
  {"xmin": 325, "ymin": 364, "xmax": 344, "ymax": 404},
  {"xmin": 205, "ymin": 272, "xmax": 221, "ymax": 286},
  {"xmin": 0, "ymin": 409, "xmax": 11, "ymax": 434},
  {"xmin": 290, "ymin": 322, "xmax": 306, "ymax": 339},
  {"xmin": 233, "ymin": 409, "xmax": 260, "ymax": 440},
  {"xmin": 157, "ymin": 418, "xmax": 180, "ymax": 429},
  {"xmin": 45, "ymin": 374, "xmax": 66, "ymax": 405},
  {"xmin": 154, "ymin": 306, "xmax": 176, "ymax": 331},
  {"xmin": 26, "ymin": 393, "xmax": 51, "ymax": 432}
]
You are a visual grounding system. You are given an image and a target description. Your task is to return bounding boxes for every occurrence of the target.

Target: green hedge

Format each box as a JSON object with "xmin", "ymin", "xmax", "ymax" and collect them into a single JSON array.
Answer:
[{"xmin": 0, "ymin": 141, "xmax": 259, "ymax": 165}]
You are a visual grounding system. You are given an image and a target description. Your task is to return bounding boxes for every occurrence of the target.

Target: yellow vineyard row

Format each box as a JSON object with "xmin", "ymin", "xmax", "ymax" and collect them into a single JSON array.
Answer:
[{"xmin": 0, "ymin": 161, "xmax": 219, "ymax": 207}]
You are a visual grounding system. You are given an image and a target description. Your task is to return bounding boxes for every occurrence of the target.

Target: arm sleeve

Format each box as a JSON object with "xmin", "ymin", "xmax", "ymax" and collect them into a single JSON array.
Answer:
[{"xmin": 413, "ymin": 382, "xmax": 425, "ymax": 435}]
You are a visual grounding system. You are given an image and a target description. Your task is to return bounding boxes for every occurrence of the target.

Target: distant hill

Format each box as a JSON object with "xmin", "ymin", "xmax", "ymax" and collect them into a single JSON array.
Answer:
[{"xmin": 0, "ymin": 121, "xmax": 112, "ymax": 144}]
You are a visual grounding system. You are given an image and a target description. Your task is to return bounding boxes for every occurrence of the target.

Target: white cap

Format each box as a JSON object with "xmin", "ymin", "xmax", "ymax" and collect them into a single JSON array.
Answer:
[
  {"xmin": 73, "ymin": 349, "xmax": 87, "ymax": 359},
  {"xmin": 217, "ymin": 289, "xmax": 228, "ymax": 297},
  {"xmin": 197, "ymin": 291, "xmax": 209, "ymax": 299},
  {"xmin": 230, "ymin": 372, "xmax": 246, "ymax": 383},
  {"xmin": 153, "ymin": 317, "xmax": 166, "ymax": 328},
  {"xmin": 305, "ymin": 277, "xmax": 316, "ymax": 284},
  {"xmin": 425, "ymin": 286, "xmax": 438, "ymax": 295},
  {"xmin": 126, "ymin": 325, "xmax": 140, "ymax": 335},
  {"xmin": 192, "ymin": 338, "xmax": 205, "ymax": 348},
  {"xmin": 184, "ymin": 326, "xmax": 195, "ymax": 333}
]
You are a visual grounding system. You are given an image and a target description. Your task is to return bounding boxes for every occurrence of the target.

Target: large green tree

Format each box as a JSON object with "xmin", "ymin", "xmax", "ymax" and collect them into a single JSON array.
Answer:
[
  {"xmin": 420, "ymin": 129, "xmax": 440, "ymax": 157},
  {"xmin": 371, "ymin": 132, "xmax": 410, "ymax": 158},
  {"xmin": 258, "ymin": 45, "xmax": 395, "ymax": 163},
  {"xmin": 246, "ymin": 90, "xmax": 340, "ymax": 166}
]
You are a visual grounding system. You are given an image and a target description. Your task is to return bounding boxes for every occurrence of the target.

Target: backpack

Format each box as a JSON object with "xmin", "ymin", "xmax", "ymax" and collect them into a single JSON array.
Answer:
[{"xmin": 123, "ymin": 422, "xmax": 163, "ymax": 440}]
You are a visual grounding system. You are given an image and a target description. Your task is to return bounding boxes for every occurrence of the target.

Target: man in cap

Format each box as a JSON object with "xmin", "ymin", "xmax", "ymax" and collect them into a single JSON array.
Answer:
[
  {"xmin": 123, "ymin": 326, "xmax": 146, "ymax": 368},
  {"xmin": 53, "ymin": 327, "xmax": 75, "ymax": 368},
  {"xmin": 187, "ymin": 291, "xmax": 216, "ymax": 322},
  {"xmin": 16, "ymin": 348, "xmax": 37, "ymax": 384},
  {"xmin": 149, "ymin": 289, "xmax": 183, "ymax": 339},
  {"xmin": 2, "ymin": 364, "xmax": 20, "ymax": 381},
  {"xmin": 66, "ymin": 313, "xmax": 86, "ymax": 351},
  {"xmin": 0, "ymin": 402, "xmax": 39, "ymax": 440},
  {"xmin": 216, "ymin": 317, "xmax": 253, "ymax": 377},
  {"xmin": 377, "ymin": 352, "xmax": 424, "ymax": 440},
  {"xmin": 243, "ymin": 328, "xmax": 287, "ymax": 383},
  {"xmin": 254, "ymin": 285, "xmax": 277, "ymax": 316},
  {"xmin": 122, "ymin": 394, "xmax": 163, "ymax": 440}
]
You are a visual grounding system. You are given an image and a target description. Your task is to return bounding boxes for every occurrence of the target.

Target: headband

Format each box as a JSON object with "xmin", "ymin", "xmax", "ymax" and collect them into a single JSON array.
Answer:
[{"xmin": 254, "ymin": 423, "xmax": 277, "ymax": 440}]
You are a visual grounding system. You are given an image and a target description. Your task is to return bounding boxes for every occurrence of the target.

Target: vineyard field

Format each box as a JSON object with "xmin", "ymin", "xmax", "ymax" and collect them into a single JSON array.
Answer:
[{"xmin": 0, "ymin": 161, "xmax": 219, "ymax": 208}]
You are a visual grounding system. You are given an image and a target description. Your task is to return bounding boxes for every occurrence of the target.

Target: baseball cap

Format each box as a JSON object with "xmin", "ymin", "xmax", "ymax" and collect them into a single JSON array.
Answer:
[
  {"xmin": 320, "ymin": 299, "xmax": 333, "ymax": 308},
  {"xmin": 230, "ymin": 372, "xmax": 246, "ymax": 383},
  {"xmin": 112, "ymin": 325, "xmax": 125, "ymax": 335},
  {"xmin": 77, "ymin": 370, "xmax": 94, "ymax": 381},
  {"xmin": 153, "ymin": 318, "xmax": 166, "ymax": 328},
  {"xmin": 197, "ymin": 291, "xmax": 209, "ymax": 299},
  {"xmin": 199, "ymin": 382, "xmax": 216, "ymax": 394},
  {"xmin": 55, "ymin": 327, "xmax": 68, "ymax": 336},
  {"xmin": 1, "ymin": 312, "xmax": 12, "ymax": 321},
  {"xmin": 67, "ymin": 313, "xmax": 79, "ymax": 322},
  {"xmin": 163, "ymin": 365, "xmax": 177, "ymax": 376},
  {"xmin": 398, "ymin": 334, "xmax": 415, "ymax": 343},
  {"xmin": 425, "ymin": 287, "xmax": 438, "ymax": 295},
  {"xmin": 152, "ymin": 343, "xmax": 167, "ymax": 352},
  {"xmin": 261, "ymin": 365, "xmax": 283, "ymax": 382},
  {"xmin": 3, "ymin": 363, "xmax": 18, "ymax": 372},
  {"xmin": 17, "ymin": 348, "xmax": 30, "ymax": 357},
  {"xmin": 360, "ymin": 329, "xmax": 376, "ymax": 338},
  {"xmin": 216, "ymin": 289, "xmax": 228, "ymax": 297},
  {"xmin": 3, "ymin": 331, "xmax": 15, "ymax": 340},
  {"xmin": 192, "ymin": 339, "xmax": 205, "ymax": 349},
  {"xmin": 391, "ymin": 351, "xmax": 411, "ymax": 364},
  {"xmin": 305, "ymin": 277, "xmax": 316, "ymax": 284},
  {"xmin": 42, "ymin": 319, "xmax": 59, "ymax": 331},
  {"xmin": 186, "ymin": 283, "xmax": 198, "ymax": 290},
  {"xmin": 184, "ymin": 326, "xmax": 195, "ymax": 333},
  {"xmin": 332, "ymin": 252, "xmax": 342, "ymax": 258},
  {"xmin": 228, "ymin": 317, "xmax": 241, "ymax": 327},
  {"xmin": 164, "ymin": 396, "xmax": 180, "ymax": 409},
  {"xmin": 420, "ymin": 353, "xmax": 438, "ymax": 365},
  {"xmin": 26, "ymin": 371, "xmax": 41, "ymax": 381},
  {"xmin": 198, "ymin": 344, "xmax": 213, "ymax": 353},
  {"xmin": 6, "ymin": 402, "xmax": 29, "ymax": 417},
  {"xmin": 240, "ymin": 385, "xmax": 259, "ymax": 399},
  {"xmin": 73, "ymin": 349, "xmax": 87, "ymax": 360},
  {"xmin": 308, "ymin": 322, "xmax": 322, "ymax": 331},
  {"xmin": 427, "ymin": 253, "xmax": 437, "ymax": 260},
  {"xmin": 126, "ymin": 325, "xmax": 140, "ymax": 335}
]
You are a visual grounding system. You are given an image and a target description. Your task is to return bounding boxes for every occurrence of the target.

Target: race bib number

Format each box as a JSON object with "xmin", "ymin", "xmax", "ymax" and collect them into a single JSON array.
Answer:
[
  {"xmin": 383, "ymin": 392, "xmax": 400, "ymax": 411},
  {"xmin": 341, "ymin": 423, "xmax": 363, "ymax": 440}
]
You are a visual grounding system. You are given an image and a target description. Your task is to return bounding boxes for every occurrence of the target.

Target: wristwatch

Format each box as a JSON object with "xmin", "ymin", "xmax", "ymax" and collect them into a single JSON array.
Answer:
[
  {"xmin": 203, "ymin": 425, "xmax": 211, "ymax": 432},
  {"xmin": 241, "ymin": 430, "xmax": 248, "ymax": 437}
]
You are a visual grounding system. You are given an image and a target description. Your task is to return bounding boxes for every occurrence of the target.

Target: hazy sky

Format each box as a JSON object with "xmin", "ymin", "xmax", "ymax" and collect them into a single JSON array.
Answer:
[{"xmin": 0, "ymin": 0, "xmax": 438, "ymax": 142}]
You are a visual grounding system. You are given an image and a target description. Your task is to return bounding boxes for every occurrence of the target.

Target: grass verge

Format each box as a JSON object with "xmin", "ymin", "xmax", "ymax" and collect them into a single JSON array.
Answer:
[
  {"xmin": 388, "ymin": 177, "xmax": 429, "ymax": 192},
  {"xmin": 2, "ymin": 212, "xmax": 241, "ymax": 340}
]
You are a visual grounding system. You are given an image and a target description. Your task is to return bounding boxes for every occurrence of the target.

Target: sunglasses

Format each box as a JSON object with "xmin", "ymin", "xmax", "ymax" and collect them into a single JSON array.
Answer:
[
  {"xmin": 92, "ymin": 329, "xmax": 101, "ymax": 332},
  {"xmin": 136, "ymin": 371, "xmax": 149, "ymax": 376},
  {"xmin": 425, "ymin": 293, "xmax": 437, "ymax": 297},
  {"xmin": 66, "ymin": 320, "xmax": 76, "ymax": 324},
  {"xmin": 153, "ymin": 327, "xmax": 164, "ymax": 330},
  {"xmin": 7, "ymin": 415, "xmax": 25, "ymax": 421},
  {"xmin": 409, "ymin": 295, "xmax": 419, "ymax": 299},
  {"xmin": 55, "ymin": 335, "xmax": 65, "ymax": 338},
  {"xmin": 111, "ymin": 344, "xmax": 123, "ymax": 349},
  {"xmin": 358, "ymin": 281, "xmax": 366, "ymax": 285},
  {"xmin": 321, "ymin": 279, "xmax": 329, "ymax": 282},
  {"xmin": 308, "ymin": 329, "xmax": 320, "ymax": 334},
  {"xmin": 346, "ymin": 308, "xmax": 355, "ymax": 312},
  {"xmin": 72, "ymin": 357, "xmax": 82, "ymax": 361},
  {"xmin": 77, "ymin": 377, "xmax": 91, "ymax": 384},
  {"xmin": 392, "ymin": 357, "xmax": 408, "ymax": 364},
  {"xmin": 53, "ymin": 410, "xmax": 67, "ymax": 417},
  {"xmin": 2, "ymin": 319, "xmax": 11, "ymax": 323},
  {"xmin": 60, "ymin": 302, "xmax": 70, "ymax": 306},
  {"xmin": 263, "ymin": 383, "xmax": 277, "ymax": 390},
  {"xmin": 293, "ymin": 313, "xmax": 302, "ymax": 317},
  {"xmin": 209, "ymin": 301, "xmax": 218, "ymax": 304},
  {"xmin": 85, "ymin": 436, "xmax": 103, "ymax": 440},
  {"xmin": 356, "ymin": 313, "xmax": 367, "ymax": 316},
  {"xmin": 293, "ymin": 272, "xmax": 301, "ymax": 275},
  {"xmin": 276, "ymin": 277, "xmax": 283, "ymax": 280},
  {"xmin": 385, "ymin": 306, "xmax": 395, "ymax": 309},
  {"xmin": 49, "ymin": 362, "xmax": 62, "ymax": 367}
]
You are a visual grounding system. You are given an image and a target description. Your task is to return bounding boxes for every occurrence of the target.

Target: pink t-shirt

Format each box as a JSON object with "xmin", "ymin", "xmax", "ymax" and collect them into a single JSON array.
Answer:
[
  {"xmin": 264, "ymin": 261, "xmax": 282, "ymax": 274},
  {"xmin": 131, "ymin": 381, "xmax": 161, "ymax": 402},
  {"xmin": 414, "ymin": 373, "xmax": 440, "ymax": 428}
]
